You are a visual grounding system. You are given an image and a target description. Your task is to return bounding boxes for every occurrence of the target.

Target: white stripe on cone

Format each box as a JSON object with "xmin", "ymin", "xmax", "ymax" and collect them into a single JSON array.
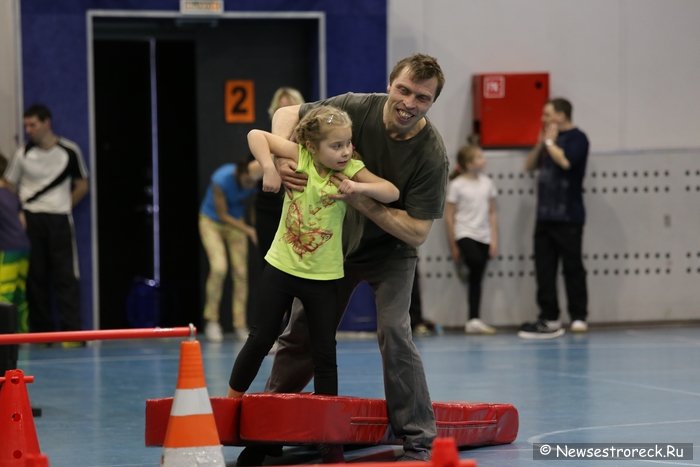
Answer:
[
  {"xmin": 161, "ymin": 446, "xmax": 225, "ymax": 466},
  {"xmin": 170, "ymin": 388, "xmax": 215, "ymax": 416}
]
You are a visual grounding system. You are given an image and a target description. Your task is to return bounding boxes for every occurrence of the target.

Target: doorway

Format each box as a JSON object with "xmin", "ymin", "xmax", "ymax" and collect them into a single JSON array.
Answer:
[{"xmin": 91, "ymin": 15, "xmax": 320, "ymax": 329}]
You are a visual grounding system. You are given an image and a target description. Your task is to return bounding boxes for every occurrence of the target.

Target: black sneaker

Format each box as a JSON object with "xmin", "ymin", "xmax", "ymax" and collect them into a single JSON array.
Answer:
[
  {"xmin": 236, "ymin": 445, "xmax": 283, "ymax": 466},
  {"xmin": 397, "ymin": 449, "xmax": 430, "ymax": 462},
  {"xmin": 318, "ymin": 444, "xmax": 344, "ymax": 463},
  {"xmin": 518, "ymin": 320, "xmax": 565, "ymax": 339}
]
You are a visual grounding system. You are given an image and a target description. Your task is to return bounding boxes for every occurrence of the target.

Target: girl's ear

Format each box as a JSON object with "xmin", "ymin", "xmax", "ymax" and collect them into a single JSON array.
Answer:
[{"xmin": 305, "ymin": 140, "xmax": 317, "ymax": 154}]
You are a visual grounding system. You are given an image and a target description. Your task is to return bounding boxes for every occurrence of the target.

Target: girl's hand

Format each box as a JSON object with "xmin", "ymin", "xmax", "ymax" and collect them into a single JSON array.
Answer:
[
  {"xmin": 262, "ymin": 166, "xmax": 282, "ymax": 193},
  {"xmin": 489, "ymin": 242, "xmax": 498, "ymax": 258},
  {"xmin": 329, "ymin": 173, "xmax": 358, "ymax": 200},
  {"xmin": 451, "ymin": 243, "xmax": 461, "ymax": 264},
  {"xmin": 338, "ymin": 178, "xmax": 358, "ymax": 195}
]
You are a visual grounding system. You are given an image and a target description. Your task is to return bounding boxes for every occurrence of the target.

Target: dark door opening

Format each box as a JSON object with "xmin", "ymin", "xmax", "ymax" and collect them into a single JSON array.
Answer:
[
  {"xmin": 94, "ymin": 39, "xmax": 199, "ymax": 329},
  {"xmin": 92, "ymin": 16, "xmax": 317, "ymax": 331}
]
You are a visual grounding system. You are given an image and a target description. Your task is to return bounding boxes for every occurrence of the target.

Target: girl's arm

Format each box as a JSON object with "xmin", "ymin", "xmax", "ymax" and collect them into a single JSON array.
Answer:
[
  {"xmin": 247, "ymin": 129, "xmax": 299, "ymax": 192},
  {"xmin": 488, "ymin": 197, "xmax": 499, "ymax": 258},
  {"xmin": 334, "ymin": 168, "xmax": 399, "ymax": 204}
]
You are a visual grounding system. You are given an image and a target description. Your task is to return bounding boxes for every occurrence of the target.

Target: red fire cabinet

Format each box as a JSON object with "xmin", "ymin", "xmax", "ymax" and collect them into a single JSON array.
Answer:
[{"xmin": 472, "ymin": 72, "xmax": 549, "ymax": 148}]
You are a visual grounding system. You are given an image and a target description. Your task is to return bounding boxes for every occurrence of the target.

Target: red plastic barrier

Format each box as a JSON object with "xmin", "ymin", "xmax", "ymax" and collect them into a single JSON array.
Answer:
[
  {"xmin": 433, "ymin": 402, "xmax": 519, "ymax": 446},
  {"xmin": 145, "ymin": 393, "xmax": 518, "ymax": 448},
  {"xmin": 240, "ymin": 393, "xmax": 388, "ymax": 444},
  {"xmin": 0, "ymin": 326, "xmax": 195, "ymax": 345}
]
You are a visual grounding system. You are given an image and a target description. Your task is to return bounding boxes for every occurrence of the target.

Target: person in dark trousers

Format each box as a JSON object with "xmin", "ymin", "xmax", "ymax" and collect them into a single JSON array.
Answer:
[
  {"xmin": 518, "ymin": 97, "xmax": 589, "ymax": 339},
  {"xmin": 4, "ymin": 105, "xmax": 89, "ymax": 344},
  {"xmin": 445, "ymin": 145, "xmax": 499, "ymax": 334},
  {"xmin": 237, "ymin": 53, "xmax": 448, "ymax": 465},
  {"xmin": 409, "ymin": 265, "xmax": 437, "ymax": 336}
]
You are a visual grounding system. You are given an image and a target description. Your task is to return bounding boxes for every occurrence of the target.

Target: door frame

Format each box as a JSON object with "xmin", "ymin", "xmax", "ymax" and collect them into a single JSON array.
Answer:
[{"xmin": 86, "ymin": 9, "xmax": 326, "ymax": 328}]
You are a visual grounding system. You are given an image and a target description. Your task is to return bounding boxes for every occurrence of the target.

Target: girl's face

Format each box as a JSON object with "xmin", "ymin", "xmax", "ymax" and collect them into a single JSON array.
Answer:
[
  {"xmin": 467, "ymin": 149, "xmax": 486, "ymax": 173},
  {"xmin": 312, "ymin": 126, "xmax": 354, "ymax": 171}
]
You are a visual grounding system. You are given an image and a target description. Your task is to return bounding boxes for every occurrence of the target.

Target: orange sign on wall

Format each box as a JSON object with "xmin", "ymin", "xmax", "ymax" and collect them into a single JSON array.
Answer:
[{"xmin": 225, "ymin": 80, "xmax": 255, "ymax": 123}]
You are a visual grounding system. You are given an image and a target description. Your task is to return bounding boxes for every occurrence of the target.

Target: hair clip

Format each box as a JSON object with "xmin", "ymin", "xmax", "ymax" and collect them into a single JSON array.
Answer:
[{"xmin": 326, "ymin": 114, "xmax": 335, "ymax": 125}]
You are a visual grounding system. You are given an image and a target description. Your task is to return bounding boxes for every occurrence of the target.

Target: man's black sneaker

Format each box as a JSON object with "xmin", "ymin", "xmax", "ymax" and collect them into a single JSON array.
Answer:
[
  {"xmin": 518, "ymin": 320, "xmax": 565, "ymax": 339},
  {"xmin": 236, "ymin": 444, "xmax": 283, "ymax": 466}
]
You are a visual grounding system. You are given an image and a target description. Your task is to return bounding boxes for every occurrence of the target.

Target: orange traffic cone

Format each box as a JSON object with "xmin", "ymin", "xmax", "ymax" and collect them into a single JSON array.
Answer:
[
  {"xmin": 160, "ymin": 339, "xmax": 225, "ymax": 466},
  {"xmin": 0, "ymin": 369, "xmax": 50, "ymax": 466},
  {"xmin": 430, "ymin": 437, "xmax": 459, "ymax": 467}
]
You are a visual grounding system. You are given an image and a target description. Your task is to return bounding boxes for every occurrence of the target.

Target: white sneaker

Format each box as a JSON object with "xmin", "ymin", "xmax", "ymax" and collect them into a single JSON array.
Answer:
[
  {"xmin": 235, "ymin": 327, "xmax": 249, "ymax": 340},
  {"xmin": 570, "ymin": 320, "xmax": 588, "ymax": 333},
  {"xmin": 204, "ymin": 321, "xmax": 223, "ymax": 343},
  {"xmin": 465, "ymin": 318, "xmax": 496, "ymax": 334}
]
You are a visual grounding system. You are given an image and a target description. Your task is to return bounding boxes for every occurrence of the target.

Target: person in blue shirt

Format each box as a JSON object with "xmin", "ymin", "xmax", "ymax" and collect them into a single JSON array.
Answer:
[
  {"xmin": 199, "ymin": 162, "xmax": 261, "ymax": 342},
  {"xmin": 519, "ymin": 97, "xmax": 590, "ymax": 339}
]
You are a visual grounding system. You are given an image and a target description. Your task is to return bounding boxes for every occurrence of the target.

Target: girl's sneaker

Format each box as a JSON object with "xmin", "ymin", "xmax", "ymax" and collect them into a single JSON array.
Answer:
[{"xmin": 465, "ymin": 318, "xmax": 496, "ymax": 334}]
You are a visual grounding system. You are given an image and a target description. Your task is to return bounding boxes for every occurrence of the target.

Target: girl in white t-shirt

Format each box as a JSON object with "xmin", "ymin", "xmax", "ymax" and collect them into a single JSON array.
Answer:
[{"xmin": 445, "ymin": 145, "xmax": 499, "ymax": 334}]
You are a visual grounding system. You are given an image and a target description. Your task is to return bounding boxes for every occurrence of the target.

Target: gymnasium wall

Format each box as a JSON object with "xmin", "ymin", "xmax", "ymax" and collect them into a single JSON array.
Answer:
[
  {"xmin": 13, "ymin": 0, "xmax": 387, "ymax": 329},
  {"xmin": 389, "ymin": 0, "xmax": 700, "ymax": 325},
  {"xmin": 419, "ymin": 149, "xmax": 700, "ymax": 326},
  {"xmin": 3, "ymin": 0, "xmax": 699, "ymax": 327}
]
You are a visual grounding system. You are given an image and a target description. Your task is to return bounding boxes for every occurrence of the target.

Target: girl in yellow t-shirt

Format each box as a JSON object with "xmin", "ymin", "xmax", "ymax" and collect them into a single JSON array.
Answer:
[{"xmin": 228, "ymin": 106, "xmax": 398, "ymax": 399}]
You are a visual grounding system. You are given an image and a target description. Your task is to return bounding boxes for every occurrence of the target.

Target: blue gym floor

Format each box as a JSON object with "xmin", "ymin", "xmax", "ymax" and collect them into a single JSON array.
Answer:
[{"xmin": 13, "ymin": 324, "xmax": 700, "ymax": 466}]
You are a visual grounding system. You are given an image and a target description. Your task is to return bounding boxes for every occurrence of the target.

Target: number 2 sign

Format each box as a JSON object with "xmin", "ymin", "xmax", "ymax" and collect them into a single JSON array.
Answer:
[{"xmin": 225, "ymin": 80, "xmax": 255, "ymax": 123}]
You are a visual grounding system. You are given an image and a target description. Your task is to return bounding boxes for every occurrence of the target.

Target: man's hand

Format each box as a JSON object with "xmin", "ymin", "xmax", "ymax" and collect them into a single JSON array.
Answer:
[
  {"xmin": 543, "ymin": 122, "xmax": 558, "ymax": 144},
  {"xmin": 275, "ymin": 157, "xmax": 307, "ymax": 197}
]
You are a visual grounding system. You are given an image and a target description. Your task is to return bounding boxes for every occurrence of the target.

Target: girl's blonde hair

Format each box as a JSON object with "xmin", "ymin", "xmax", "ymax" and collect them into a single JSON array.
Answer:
[
  {"xmin": 294, "ymin": 106, "xmax": 353, "ymax": 153},
  {"xmin": 450, "ymin": 144, "xmax": 481, "ymax": 180},
  {"xmin": 267, "ymin": 87, "xmax": 305, "ymax": 120}
]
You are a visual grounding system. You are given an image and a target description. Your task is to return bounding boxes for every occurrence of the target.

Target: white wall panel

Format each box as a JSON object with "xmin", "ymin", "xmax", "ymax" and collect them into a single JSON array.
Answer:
[
  {"xmin": 419, "ymin": 149, "xmax": 700, "ymax": 327},
  {"xmin": 389, "ymin": 0, "xmax": 700, "ymax": 157}
]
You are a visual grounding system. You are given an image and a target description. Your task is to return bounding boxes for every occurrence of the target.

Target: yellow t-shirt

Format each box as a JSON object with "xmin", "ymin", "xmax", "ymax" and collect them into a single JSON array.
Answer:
[{"xmin": 265, "ymin": 146, "xmax": 364, "ymax": 280}]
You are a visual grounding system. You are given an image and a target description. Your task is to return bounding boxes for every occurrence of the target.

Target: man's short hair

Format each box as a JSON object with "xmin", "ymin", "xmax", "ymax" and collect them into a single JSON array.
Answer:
[
  {"xmin": 24, "ymin": 104, "xmax": 52, "ymax": 121},
  {"xmin": 549, "ymin": 98, "xmax": 573, "ymax": 121},
  {"xmin": 389, "ymin": 53, "xmax": 445, "ymax": 101}
]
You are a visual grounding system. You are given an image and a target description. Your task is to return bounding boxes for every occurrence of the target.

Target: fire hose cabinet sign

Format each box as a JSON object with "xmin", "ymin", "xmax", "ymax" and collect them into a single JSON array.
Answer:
[{"xmin": 472, "ymin": 72, "xmax": 549, "ymax": 148}]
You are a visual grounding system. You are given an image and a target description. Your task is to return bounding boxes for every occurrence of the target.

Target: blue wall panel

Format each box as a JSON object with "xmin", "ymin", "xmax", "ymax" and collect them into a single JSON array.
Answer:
[{"xmin": 20, "ymin": 0, "xmax": 387, "ymax": 329}]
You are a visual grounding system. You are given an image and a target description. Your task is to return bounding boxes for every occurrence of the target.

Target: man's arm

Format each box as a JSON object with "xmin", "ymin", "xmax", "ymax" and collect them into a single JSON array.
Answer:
[
  {"xmin": 72, "ymin": 178, "xmax": 89, "ymax": 206},
  {"xmin": 271, "ymin": 104, "xmax": 301, "ymax": 139},
  {"xmin": 542, "ymin": 141, "xmax": 571, "ymax": 170},
  {"xmin": 347, "ymin": 194, "xmax": 433, "ymax": 248},
  {"xmin": 444, "ymin": 202, "xmax": 460, "ymax": 263},
  {"xmin": 271, "ymin": 104, "xmax": 308, "ymax": 193},
  {"xmin": 527, "ymin": 122, "xmax": 570, "ymax": 171}
]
